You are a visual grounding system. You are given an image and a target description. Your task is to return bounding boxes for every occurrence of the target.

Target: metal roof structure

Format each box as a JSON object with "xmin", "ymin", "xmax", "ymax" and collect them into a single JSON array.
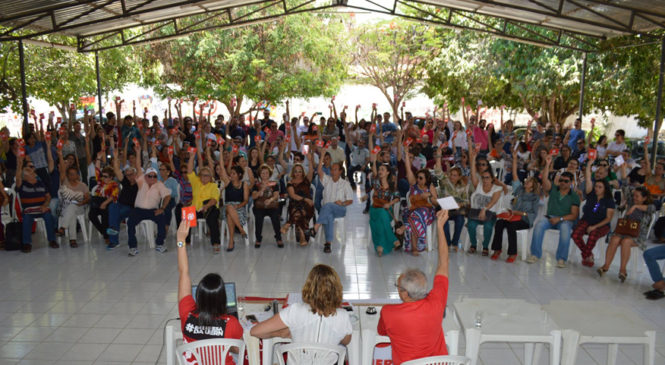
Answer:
[{"xmin": 1, "ymin": 0, "xmax": 665, "ymax": 53}]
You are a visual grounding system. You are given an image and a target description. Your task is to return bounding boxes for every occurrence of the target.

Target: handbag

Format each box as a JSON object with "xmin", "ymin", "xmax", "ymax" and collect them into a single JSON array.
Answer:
[
  {"xmin": 468, "ymin": 208, "xmax": 496, "ymax": 222},
  {"xmin": 615, "ymin": 218, "xmax": 640, "ymax": 237},
  {"xmin": 497, "ymin": 212, "xmax": 523, "ymax": 222}
]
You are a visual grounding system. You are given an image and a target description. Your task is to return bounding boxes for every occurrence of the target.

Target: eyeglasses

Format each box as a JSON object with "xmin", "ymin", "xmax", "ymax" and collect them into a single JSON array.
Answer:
[
  {"xmin": 599, "ymin": 163, "xmax": 609, "ymax": 167},
  {"xmin": 146, "ymin": 174, "xmax": 157, "ymax": 178},
  {"xmin": 394, "ymin": 282, "xmax": 405, "ymax": 292}
]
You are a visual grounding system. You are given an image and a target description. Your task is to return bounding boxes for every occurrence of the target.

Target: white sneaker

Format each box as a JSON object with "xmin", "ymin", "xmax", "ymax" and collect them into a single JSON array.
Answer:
[
  {"xmin": 525, "ymin": 255, "xmax": 539, "ymax": 264},
  {"xmin": 557, "ymin": 259, "xmax": 566, "ymax": 268},
  {"xmin": 128, "ymin": 248, "xmax": 139, "ymax": 256},
  {"xmin": 155, "ymin": 246, "xmax": 167, "ymax": 253}
]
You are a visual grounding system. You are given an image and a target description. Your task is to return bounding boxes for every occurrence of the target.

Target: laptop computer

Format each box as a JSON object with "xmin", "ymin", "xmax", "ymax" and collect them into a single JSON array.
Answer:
[{"xmin": 191, "ymin": 281, "xmax": 238, "ymax": 318}]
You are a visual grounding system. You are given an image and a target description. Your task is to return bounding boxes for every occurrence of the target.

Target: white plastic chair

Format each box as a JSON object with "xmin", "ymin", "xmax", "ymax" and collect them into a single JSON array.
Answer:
[
  {"xmin": 175, "ymin": 338, "xmax": 245, "ymax": 365},
  {"xmin": 219, "ymin": 188, "xmax": 250, "ymax": 247},
  {"xmin": 12, "ymin": 185, "xmax": 49, "ymax": 242},
  {"xmin": 317, "ymin": 216, "xmax": 346, "ymax": 245},
  {"xmin": 489, "ymin": 160, "xmax": 504, "ymax": 181},
  {"xmin": 628, "ymin": 212, "xmax": 659, "ymax": 276},
  {"xmin": 275, "ymin": 342, "xmax": 346, "ymax": 365},
  {"xmin": 402, "ymin": 355, "xmax": 471, "ymax": 365},
  {"xmin": 61, "ymin": 212, "xmax": 89, "ymax": 243},
  {"xmin": 138, "ymin": 220, "xmax": 156, "ymax": 248}
]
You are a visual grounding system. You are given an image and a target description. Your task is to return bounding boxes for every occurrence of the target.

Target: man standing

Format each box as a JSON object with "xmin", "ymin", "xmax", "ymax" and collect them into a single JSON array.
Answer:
[
  {"xmin": 377, "ymin": 210, "xmax": 450, "ymax": 364},
  {"xmin": 126, "ymin": 163, "xmax": 171, "ymax": 256},
  {"xmin": 527, "ymin": 155, "xmax": 580, "ymax": 268},
  {"xmin": 567, "ymin": 118, "xmax": 585, "ymax": 153}
]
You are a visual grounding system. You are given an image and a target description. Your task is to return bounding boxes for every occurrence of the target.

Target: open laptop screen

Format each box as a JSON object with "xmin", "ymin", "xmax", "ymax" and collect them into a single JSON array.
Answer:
[{"xmin": 191, "ymin": 282, "xmax": 237, "ymax": 315}]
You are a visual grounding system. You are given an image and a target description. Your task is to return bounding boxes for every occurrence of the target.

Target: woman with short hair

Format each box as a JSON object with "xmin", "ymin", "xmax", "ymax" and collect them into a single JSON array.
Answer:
[
  {"xmin": 281, "ymin": 153, "xmax": 315, "ymax": 246},
  {"xmin": 89, "ymin": 166, "xmax": 119, "ymax": 245},
  {"xmin": 250, "ymin": 264, "xmax": 352, "ymax": 348},
  {"xmin": 251, "ymin": 164, "xmax": 283, "ymax": 248}
]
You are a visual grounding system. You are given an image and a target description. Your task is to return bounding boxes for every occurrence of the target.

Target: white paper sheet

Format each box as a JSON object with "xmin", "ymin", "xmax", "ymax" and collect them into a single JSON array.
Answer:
[{"xmin": 437, "ymin": 196, "xmax": 460, "ymax": 210}]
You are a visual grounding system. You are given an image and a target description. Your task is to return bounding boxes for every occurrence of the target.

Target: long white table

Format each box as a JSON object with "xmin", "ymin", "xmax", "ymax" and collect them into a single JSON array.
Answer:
[
  {"xmin": 165, "ymin": 302, "xmax": 361, "ymax": 365},
  {"xmin": 358, "ymin": 305, "xmax": 460, "ymax": 365},
  {"xmin": 543, "ymin": 300, "xmax": 656, "ymax": 365},
  {"xmin": 454, "ymin": 298, "xmax": 561, "ymax": 365}
]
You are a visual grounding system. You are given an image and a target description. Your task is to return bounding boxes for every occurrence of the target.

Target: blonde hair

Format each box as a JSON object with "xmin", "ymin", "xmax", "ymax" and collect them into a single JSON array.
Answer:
[
  {"xmin": 290, "ymin": 163, "xmax": 306, "ymax": 180},
  {"xmin": 259, "ymin": 163, "xmax": 273, "ymax": 178},
  {"xmin": 302, "ymin": 264, "xmax": 343, "ymax": 317}
]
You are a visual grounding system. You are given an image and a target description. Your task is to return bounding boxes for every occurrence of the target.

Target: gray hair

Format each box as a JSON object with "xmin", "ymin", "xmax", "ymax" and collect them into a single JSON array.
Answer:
[{"xmin": 401, "ymin": 268, "xmax": 428, "ymax": 300}]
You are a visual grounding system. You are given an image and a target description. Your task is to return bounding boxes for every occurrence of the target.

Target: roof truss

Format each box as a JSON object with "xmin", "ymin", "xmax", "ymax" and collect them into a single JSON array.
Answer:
[{"xmin": 0, "ymin": 0, "xmax": 663, "ymax": 52}]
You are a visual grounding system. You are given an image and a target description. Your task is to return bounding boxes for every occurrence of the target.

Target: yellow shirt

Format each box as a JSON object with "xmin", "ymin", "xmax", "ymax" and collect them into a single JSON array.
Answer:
[{"xmin": 187, "ymin": 172, "xmax": 220, "ymax": 210}]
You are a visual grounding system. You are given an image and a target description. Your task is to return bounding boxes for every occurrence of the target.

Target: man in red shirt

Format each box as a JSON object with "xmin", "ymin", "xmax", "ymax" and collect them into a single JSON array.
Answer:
[{"xmin": 377, "ymin": 210, "xmax": 450, "ymax": 364}]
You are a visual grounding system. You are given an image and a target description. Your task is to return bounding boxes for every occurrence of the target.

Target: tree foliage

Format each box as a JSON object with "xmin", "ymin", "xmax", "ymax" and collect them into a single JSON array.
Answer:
[
  {"xmin": 140, "ymin": 12, "xmax": 348, "ymax": 115},
  {"xmin": 0, "ymin": 33, "xmax": 139, "ymax": 119},
  {"xmin": 351, "ymin": 19, "xmax": 443, "ymax": 117}
]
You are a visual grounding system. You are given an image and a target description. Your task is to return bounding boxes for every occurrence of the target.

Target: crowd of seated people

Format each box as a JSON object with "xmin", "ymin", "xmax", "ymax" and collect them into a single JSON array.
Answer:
[{"xmin": 3, "ymin": 97, "xmax": 665, "ymax": 301}]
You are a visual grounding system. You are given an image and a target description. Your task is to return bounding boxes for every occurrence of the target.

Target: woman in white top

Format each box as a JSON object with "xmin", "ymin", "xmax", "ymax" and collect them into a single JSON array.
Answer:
[
  {"xmin": 250, "ymin": 264, "xmax": 352, "ymax": 349},
  {"xmin": 468, "ymin": 145, "xmax": 502, "ymax": 255}
]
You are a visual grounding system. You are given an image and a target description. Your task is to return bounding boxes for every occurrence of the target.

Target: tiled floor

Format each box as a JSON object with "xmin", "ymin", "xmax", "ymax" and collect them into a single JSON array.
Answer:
[{"xmin": 1, "ymin": 191, "xmax": 665, "ymax": 365}]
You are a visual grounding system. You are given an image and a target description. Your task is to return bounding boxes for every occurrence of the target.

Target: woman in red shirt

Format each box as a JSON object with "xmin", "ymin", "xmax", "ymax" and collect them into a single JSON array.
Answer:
[{"xmin": 176, "ymin": 220, "xmax": 243, "ymax": 363}]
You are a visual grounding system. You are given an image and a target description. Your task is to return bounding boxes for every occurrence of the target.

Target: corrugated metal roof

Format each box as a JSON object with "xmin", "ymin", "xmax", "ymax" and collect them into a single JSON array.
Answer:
[{"xmin": 1, "ymin": 0, "xmax": 664, "ymax": 51}]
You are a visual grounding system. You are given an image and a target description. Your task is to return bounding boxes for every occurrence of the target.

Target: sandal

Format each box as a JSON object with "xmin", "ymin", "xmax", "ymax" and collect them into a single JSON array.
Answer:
[
  {"xmin": 618, "ymin": 272, "xmax": 627, "ymax": 283},
  {"xmin": 280, "ymin": 224, "xmax": 290, "ymax": 235},
  {"xmin": 254, "ymin": 242, "xmax": 261, "ymax": 248},
  {"xmin": 506, "ymin": 255, "xmax": 517, "ymax": 263},
  {"xmin": 490, "ymin": 250, "xmax": 501, "ymax": 260},
  {"xmin": 323, "ymin": 243, "xmax": 331, "ymax": 253},
  {"xmin": 377, "ymin": 246, "xmax": 383, "ymax": 257},
  {"xmin": 226, "ymin": 244, "xmax": 235, "ymax": 252},
  {"xmin": 69, "ymin": 240, "xmax": 78, "ymax": 248},
  {"xmin": 277, "ymin": 241, "xmax": 284, "ymax": 248},
  {"xmin": 56, "ymin": 228, "xmax": 65, "ymax": 237},
  {"xmin": 468, "ymin": 247, "xmax": 477, "ymax": 254},
  {"xmin": 481, "ymin": 248, "xmax": 489, "ymax": 256},
  {"xmin": 213, "ymin": 245, "xmax": 221, "ymax": 254},
  {"xmin": 646, "ymin": 290, "xmax": 665, "ymax": 300},
  {"xmin": 597, "ymin": 267, "xmax": 608, "ymax": 277}
]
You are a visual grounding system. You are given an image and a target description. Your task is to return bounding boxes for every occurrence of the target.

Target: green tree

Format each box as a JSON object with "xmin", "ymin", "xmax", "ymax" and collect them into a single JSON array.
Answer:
[
  {"xmin": 0, "ymin": 33, "xmax": 139, "ymax": 119},
  {"xmin": 140, "ymin": 13, "xmax": 348, "ymax": 115},
  {"xmin": 352, "ymin": 20, "xmax": 443, "ymax": 118},
  {"xmin": 423, "ymin": 31, "xmax": 611, "ymax": 126}
]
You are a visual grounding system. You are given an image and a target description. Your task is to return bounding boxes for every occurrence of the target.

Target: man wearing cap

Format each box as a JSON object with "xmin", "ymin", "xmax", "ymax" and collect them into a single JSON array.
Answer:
[
  {"xmin": 527, "ymin": 155, "xmax": 580, "ymax": 268},
  {"xmin": 125, "ymin": 160, "xmax": 172, "ymax": 256}
]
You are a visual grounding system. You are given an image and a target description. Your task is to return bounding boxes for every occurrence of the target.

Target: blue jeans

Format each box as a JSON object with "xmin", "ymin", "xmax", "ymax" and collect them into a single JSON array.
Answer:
[
  {"xmin": 127, "ymin": 207, "xmax": 167, "ymax": 248},
  {"xmin": 49, "ymin": 198, "xmax": 59, "ymax": 224},
  {"xmin": 444, "ymin": 215, "xmax": 465, "ymax": 247},
  {"xmin": 22, "ymin": 212, "xmax": 55, "ymax": 245},
  {"xmin": 467, "ymin": 218, "xmax": 496, "ymax": 249},
  {"xmin": 108, "ymin": 203, "xmax": 132, "ymax": 245},
  {"xmin": 643, "ymin": 245, "xmax": 665, "ymax": 284},
  {"xmin": 317, "ymin": 203, "xmax": 346, "ymax": 243},
  {"xmin": 530, "ymin": 218, "xmax": 574, "ymax": 261}
]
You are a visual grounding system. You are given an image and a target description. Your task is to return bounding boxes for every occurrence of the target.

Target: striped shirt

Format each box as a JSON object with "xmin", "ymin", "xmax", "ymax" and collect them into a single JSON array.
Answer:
[
  {"xmin": 172, "ymin": 170, "xmax": 193, "ymax": 206},
  {"xmin": 19, "ymin": 180, "xmax": 48, "ymax": 212}
]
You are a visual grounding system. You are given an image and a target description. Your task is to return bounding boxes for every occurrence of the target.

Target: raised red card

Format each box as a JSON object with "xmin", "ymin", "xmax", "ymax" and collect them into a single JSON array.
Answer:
[
  {"xmin": 371, "ymin": 146, "xmax": 381, "ymax": 154},
  {"xmin": 167, "ymin": 146, "xmax": 174, "ymax": 156},
  {"xmin": 56, "ymin": 140, "xmax": 63, "ymax": 150},
  {"xmin": 182, "ymin": 206, "xmax": 197, "ymax": 227},
  {"xmin": 370, "ymin": 124, "xmax": 376, "ymax": 133},
  {"xmin": 254, "ymin": 135, "xmax": 261, "ymax": 143},
  {"xmin": 550, "ymin": 148, "xmax": 559, "ymax": 156},
  {"xmin": 18, "ymin": 148, "xmax": 25, "ymax": 157},
  {"xmin": 45, "ymin": 131, "xmax": 51, "ymax": 141},
  {"xmin": 17, "ymin": 139, "xmax": 25, "ymax": 147},
  {"xmin": 232, "ymin": 145, "xmax": 239, "ymax": 153},
  {"xmin": 316, "ymin": 140, "xmax": 324, "ymax": 148},
  {"xmin": 587, "ymin": 149, "xmax": 597, "ymax": 160},
  {"xmin": 404, "ymin": 138, "xmax": 413, "ymax": 147},
  {"xmin": 188, "ymin": 146, "xmax": 196, "ymax": 154}
]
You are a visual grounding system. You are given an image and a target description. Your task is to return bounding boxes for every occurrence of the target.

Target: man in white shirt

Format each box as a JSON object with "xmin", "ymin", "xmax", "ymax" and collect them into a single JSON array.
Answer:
[
  {"xmin": 127, "ymin": 167, "xmax": 172, "ymax": 256},
  {"xmin": 311, "ymin": 153, "xmax": 354, "ymax": 253},
  {"xmin": 606, "ymin": 129, "xmax": 627, "ymax": 157},
  {"xmin": 348, "ymin": 139, "xmax": 369, "ymax": 190}
]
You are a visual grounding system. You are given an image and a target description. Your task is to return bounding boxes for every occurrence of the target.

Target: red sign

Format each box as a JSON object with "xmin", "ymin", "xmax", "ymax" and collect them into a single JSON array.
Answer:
[
  {"xmin": 18, "ymin": 148, "xmax": 25, "ymax": 157},
  {"xmin": 550, "ymin": 148, "xmax": 559, "ymax": 156},
  {"xmin": 17, "ymin": 139, "xmax": 25, "ymax": 147},
  {"xmin": 587, "ymin": 149, "xmax": 597, "ymax": 160},
  {"xmin": 370, "ymin": 124, "xmax": 376, "ymax": 133},
  {"xmin": 188, "ymin": 146, "xmax": 196, "ymax": 154},
  {"xmin": 45, "ymin": 131, "xmax": 51, "ymax": 141},
  {"xmin": 167, "ymin": 146, "xmax": 174, "ymax": 156},
  {"xmin": 232, "ymin": 145, "xmax": 239, "ymax": 153},
  {"xmin": 182, "ymin": 206, "xmax": 197, "ymax": 227},
  {"xmin": 254, "ymin": 135, "xmax": 261, "ymax": 143},
  {"xmin": 403, "ymin": 138, "xmax": 413, "ymax": 147},
  {"xmin": 371, "ymin": 146, "xmax": 381, "ymax": 154},
  {"xmin": 316, "ymin": 140, "xmax": 325, "ymax": 148},
  {"xmin": 56, "ymin": 140, "xmax": 63, "ymax": 150}
]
